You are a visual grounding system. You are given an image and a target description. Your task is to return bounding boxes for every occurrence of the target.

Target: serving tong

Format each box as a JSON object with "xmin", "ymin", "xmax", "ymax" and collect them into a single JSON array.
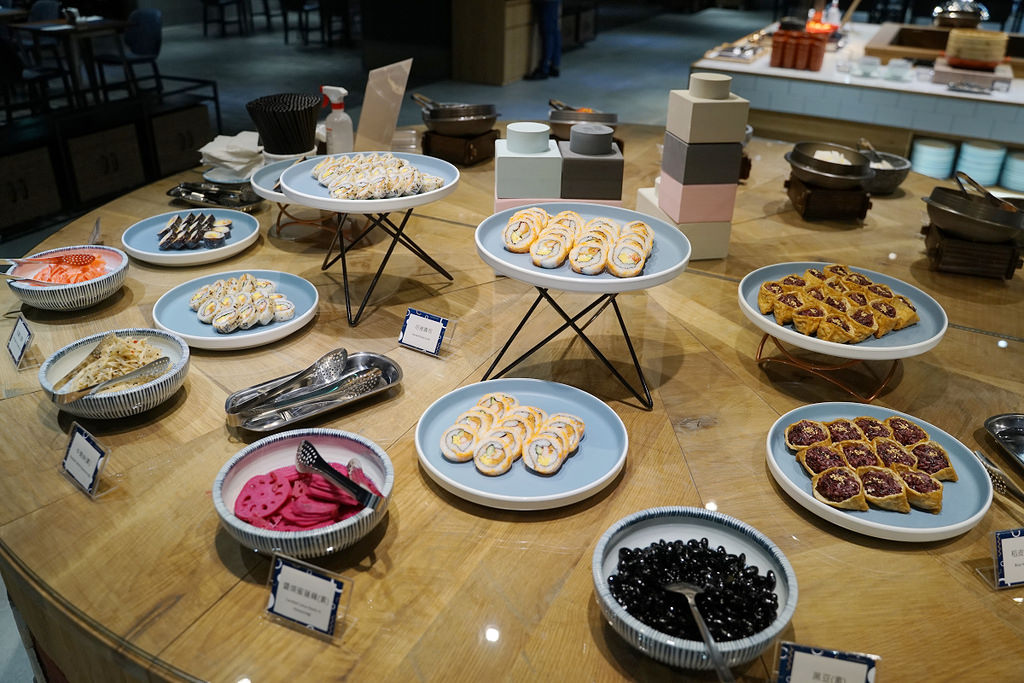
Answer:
[
  {"xmin": 166, "ymin": 182, "xmax": 263, "ymax": 211},
  {"xmin": 53, "ymin": 356, "xmax": 171, "ymax": 405},
  {"xmin": 295, "ymin": 440, "xmax": 381, "ymax": 511},
  {"xmin": 972, "ymin": 449, "xmax": 1024, "ymax": 507}
]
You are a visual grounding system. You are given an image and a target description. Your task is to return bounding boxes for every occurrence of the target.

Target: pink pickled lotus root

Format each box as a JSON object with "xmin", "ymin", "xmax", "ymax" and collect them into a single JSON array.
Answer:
[{"xmin": 234, "ymin": 462, "xmax": 382, "ymax": 531}]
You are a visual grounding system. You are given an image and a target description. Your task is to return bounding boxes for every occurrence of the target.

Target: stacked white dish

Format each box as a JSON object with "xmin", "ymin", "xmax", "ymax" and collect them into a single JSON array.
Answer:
[
  {"xmin": 955, "ymin": 140, "xmax": 1006, "ymax": 186},
  {"xmin": 910, "ymin": 138, "xmax": 958, "ymax": 179},
  {"xmin": 999, "ymin": 151, "xmax": 1024, "ymax": 192}
]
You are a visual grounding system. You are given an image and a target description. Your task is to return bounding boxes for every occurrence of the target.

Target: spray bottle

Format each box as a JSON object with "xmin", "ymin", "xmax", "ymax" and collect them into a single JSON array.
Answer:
[{"xmin": 321, "ymin": 86, "xmax": 353, "ymax": 154}]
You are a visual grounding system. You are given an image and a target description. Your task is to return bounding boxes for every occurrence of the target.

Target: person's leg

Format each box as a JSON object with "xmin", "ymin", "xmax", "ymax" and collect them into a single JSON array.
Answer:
[{"xmin": 547, "ymin": 1, "xmax": 561, "ymax": 75}]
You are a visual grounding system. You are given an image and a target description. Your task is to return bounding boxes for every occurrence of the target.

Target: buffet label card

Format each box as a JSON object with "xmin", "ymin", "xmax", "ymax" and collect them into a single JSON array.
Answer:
[
  {"xmin": 62, "ymin": 423, "xmax": 108, "ymax": 498},
  {"xmin": 266, "ymin": 555, "xmax": 349, "ymax": 639},
  {"xmin": 6, "ymin": 315, "xmax": 32, "ymax": 368},
  {"xmin": 776, "ymin": 642, "xmax": 878, "ymax": 683},
  {"xmin": 399, "ymin": 308, "xmax": 451, "ymax": 356},
  {"xmin": 993, "ymin": 528, "xmax": 1024, "ymax": 588}
]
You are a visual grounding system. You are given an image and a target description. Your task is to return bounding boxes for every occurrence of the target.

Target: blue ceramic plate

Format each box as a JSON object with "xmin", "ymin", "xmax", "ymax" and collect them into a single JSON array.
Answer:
[
  {"xmin": 475, "ymin": 202, "xmax": 691, "ymax": 294},
  {"xmin": 766, "ymin": 402, "xmax": 992, "ymax": 542},
  {"xmin": 279, "ymin": 152, "xmax": 460, "ymax": 213},
  {"xmin": 121, "ymin": 209, "xmax": 260, "ymax": 266},
  {"xmin": 250, "ymin": 159, "xmax": 292, "ymax": 202},
  {"xmin": 152, "ymin": 269, "xmax": 318, "ymax": 350},
  {"xmin": 737, "ymin": 261, "xmax": 947, "ymax": 360},
  {"xmin": 203, "ymin": 167, "xmax": 253, "ymax": 184},
  {"xmin": 415, "ymin": 378, "xmax": 628, "ymax": 510}
]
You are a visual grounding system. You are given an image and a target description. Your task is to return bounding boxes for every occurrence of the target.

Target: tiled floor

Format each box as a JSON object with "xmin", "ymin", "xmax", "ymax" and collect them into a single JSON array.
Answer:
[{"xmin": 0, "ymin": 7, "xmax": 776, "ymax": 679}]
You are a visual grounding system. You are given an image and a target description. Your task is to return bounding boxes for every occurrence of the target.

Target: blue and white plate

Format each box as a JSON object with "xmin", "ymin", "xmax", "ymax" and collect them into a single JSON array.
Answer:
[
  {"xmin": 415, "ymin": 378, "xmax": 628, "ymax": 510},
  {"xmin": 737, "ymin": 261, "xmax": 947, "ymax": 360},
  {"xmin": 766, "ymin": 402, "xmax": 992, "ymax": 542},
  {"xmin": 475, "ymin": 202, "xmax": 691, "ymax": 294},
  {"xmin": 120, "ymin": 209, "xmax": 260, "ymax": 266},
  {"xmin": 279, "ymin": 152, "xmax": 460, "ymax": 213},
  {"xmin": 250, "ymin": 159, "xmax": 293, "ymax": 203},
  {"xmin": 152, "ymin": 269, "xmax": 318, "ymax": 350}
]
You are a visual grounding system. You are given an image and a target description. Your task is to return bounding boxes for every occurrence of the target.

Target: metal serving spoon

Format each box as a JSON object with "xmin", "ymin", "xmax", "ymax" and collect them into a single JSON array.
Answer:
[
  {"xmin": 0, "ymin": 272, "xmax": 69, "ymax": 286},
  {"xmin": 54, "ymin": 356, "xmax": 172, "ymax": 405},
  {"xmin": 295, "ymin": 440, "xmax": 381, "ymax": 511},
  {"xmin": 662, "ymin": 581, "xmax": 735, "ymax": 683}
]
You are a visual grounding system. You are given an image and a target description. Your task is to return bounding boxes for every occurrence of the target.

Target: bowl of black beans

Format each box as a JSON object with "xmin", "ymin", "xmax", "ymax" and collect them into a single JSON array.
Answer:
[{"xmin": 592, "ymin": 506, "xmax": 798, "ymax": 670}]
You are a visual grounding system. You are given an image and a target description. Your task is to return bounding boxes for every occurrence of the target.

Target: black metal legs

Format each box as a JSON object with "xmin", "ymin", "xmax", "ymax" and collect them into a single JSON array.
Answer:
[{"xmin": 482, "ymin": 287, "xmax": 653, "ymax": 410}]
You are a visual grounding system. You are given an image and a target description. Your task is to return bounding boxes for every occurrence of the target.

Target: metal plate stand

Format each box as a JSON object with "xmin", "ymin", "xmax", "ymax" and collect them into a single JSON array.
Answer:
[
  {"xmin": 272, "ymin": 203, "xmax": 336, "ymax": 235},
  {"xmin": 482, "ymin": 287, "xmax": 653, "ymax": 410},
  {"xmin": 322, "ymin": 208, "xmax": 453, "ymax": 326},
  {"xmin": 755, "ymin": 333, "xmax": 899, "ymax": 403}
]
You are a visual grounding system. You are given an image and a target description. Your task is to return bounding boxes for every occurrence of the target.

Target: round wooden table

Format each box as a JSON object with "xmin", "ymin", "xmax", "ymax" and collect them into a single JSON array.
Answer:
[{"xmin": 2, "ymin": 126, "xmax": 1023, "ymax": 681}]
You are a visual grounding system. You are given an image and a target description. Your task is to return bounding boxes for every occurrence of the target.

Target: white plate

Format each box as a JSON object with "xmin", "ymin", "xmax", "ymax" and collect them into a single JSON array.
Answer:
[
  {"xmin": 203, "ymin": 167, "xmax": 253, "ymax": 184},
  {"xmin": 414, "ymin": 378, "xmax": 628, "ymax": 510},
  {"xmin": 737, "ymin": 261, "xmax": 947, "ymax": 360},
  {"xmin": 279, "ymin": 152, "xmax": 460, "ymax": 213},
  {"xmin": 152, "ymin": 269, "xmax": 318, "ymax": 350},
  {"xmin": 766, "ymin": 402, "xmax": 992, "ymax": 542},
  {"xmin": 120, "ymin": 209, "xmax": 260, "ymax": 266},
  {"xmin": 475, "ymin": 202, "xmax": 691, "ymax": 294},
  {"xmin": 250, "ymin": 159, "xmax": 292, "ymax": 202}
]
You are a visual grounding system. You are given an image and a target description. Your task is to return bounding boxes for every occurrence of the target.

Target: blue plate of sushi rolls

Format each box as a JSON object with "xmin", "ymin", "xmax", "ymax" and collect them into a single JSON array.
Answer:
[
  {"xmin": 121, "ymin": 209, "xmax": 260, "ymax": 267},
  {"xmin": 415, "ymin": 378, "xmax": 628, "ymax": 510}
]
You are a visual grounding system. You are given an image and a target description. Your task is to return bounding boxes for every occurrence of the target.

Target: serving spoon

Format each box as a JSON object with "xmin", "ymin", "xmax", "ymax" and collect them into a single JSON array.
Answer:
[
  {"xmin": 955, "ymin": 171, "xmax": 1018, "ymax": 213},
  {"xmin": 1, "ymin": 253, "xmax": 96, "ymax": 267},
  {"xmin": 662, "ymin": 581, "xmax": 735, "ymax": 683},
  {"xmin": 0, "ymin": 272, "xmax": 68, "ymax": 286}
]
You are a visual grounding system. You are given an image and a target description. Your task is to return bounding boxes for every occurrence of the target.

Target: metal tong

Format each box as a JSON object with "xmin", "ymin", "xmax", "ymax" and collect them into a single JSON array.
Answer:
[
  {"xmin": 54, "ymin": 357, "xmax": 171, "ymax": 404},
  {"xmin": 973, "ymin": 449, "xmax": 1024, "ymax": 507},
  {"xmin": 295, "ymin": 440, "xmax": 381, "ymax": 511}
]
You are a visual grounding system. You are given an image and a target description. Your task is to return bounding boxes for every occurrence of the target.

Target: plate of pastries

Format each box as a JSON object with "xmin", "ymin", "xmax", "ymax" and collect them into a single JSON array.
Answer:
[
  {"xmin": 766, "ymin": 402, "xmax": 992, "ymax": 542},
  {"xmin": 738, "ymin": 262, "xmax": 947, "ymax": 360}
]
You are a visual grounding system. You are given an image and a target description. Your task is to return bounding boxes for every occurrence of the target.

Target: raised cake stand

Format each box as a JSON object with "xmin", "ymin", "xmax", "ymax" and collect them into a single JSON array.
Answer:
[
  {"xmin": 474, "ymin": 203, "xmax": 692, "ymax": 410},
  {"xmin": 250, "ymin": 158, "xmax": 334, "ymax": 235},
  {"xmin": 279, "ymin": 153, "xmax": 461, "ymax": 326},
  {"xmin": 737, "ymin": 261, "xmax": 949, "ymax": 403}
]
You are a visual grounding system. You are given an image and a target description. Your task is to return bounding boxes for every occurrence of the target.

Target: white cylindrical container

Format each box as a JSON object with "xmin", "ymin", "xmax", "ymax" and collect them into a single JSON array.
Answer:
[{"xmin": 506, "ymin": 122, "xmax": 551, "ymax": 154}]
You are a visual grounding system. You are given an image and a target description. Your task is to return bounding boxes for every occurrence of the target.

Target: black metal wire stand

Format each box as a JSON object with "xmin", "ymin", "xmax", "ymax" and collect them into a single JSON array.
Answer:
[{"xmin": 482, "ymin": 287, "xmax": 653, "ymax": 410}]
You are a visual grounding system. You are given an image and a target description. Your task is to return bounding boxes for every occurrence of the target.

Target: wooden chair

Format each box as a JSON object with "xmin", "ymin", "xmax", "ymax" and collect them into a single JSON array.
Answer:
[
  {"xmin": 280, "ymin": 0, "xmax": 320, "ymax": 45},
  {"xmin": 200, "ymin": 0, "xmax": 249, "ymax": 37},
  {"xmin": 1, "ymin": 33, "xmax": 72, "ymax": 123},
  {"xmin": 95, "ymin": 8, "xmax": 162, "ymax": 100},
  {"xmin": 320, "ymin": 0, "xmax": 353, "ymax": 46}
]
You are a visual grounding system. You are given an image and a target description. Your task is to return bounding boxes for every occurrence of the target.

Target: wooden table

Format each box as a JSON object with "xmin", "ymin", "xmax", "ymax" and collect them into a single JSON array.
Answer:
[{"xmin": 2, "ymin": 127, "xmax": 1023, "ymax": 682}]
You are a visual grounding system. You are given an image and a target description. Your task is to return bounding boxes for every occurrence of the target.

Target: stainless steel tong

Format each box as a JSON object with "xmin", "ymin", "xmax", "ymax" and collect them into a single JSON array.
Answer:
[
  {"xmin": 973, "ymin": 449, "xmax": 1024, "ymax": 507},
  {"xmin": 295, "ymin": 440, "xmax": 381, "ymax": 511}
]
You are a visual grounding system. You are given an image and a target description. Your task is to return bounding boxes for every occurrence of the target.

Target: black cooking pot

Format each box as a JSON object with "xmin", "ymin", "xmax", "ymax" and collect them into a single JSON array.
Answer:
[{"xmin": 412, "ymin": 93, "xmax": 498, "ymax": 137}]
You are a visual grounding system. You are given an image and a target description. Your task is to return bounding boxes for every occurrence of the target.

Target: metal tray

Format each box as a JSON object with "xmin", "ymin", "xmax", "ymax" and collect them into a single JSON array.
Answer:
[
  {"xmin": 984, "ymin": 414, "xmax": 1024, "ymax": 470},
  {"xmin": 225, "ymin": 351, "xmax": 402, "ymax": 431},
  {"xmin": 167, "ymin": 182, "xmax": 264, "ymax": 212}
]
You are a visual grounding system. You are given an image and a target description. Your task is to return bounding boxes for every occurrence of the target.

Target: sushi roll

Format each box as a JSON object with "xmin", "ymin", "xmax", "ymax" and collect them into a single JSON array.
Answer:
[
  {"xmin": 503, "ymin": 217, "xmax": 539, "ymax": 253},
  {"xmin": 212, "ymin": 307, "xmax": 239, "ymax": 334},
  {"xmin": 607, "ymin": 239, "xmax": 646, "ymax": 278},
  {"xmin": 529, "ymin": 235, "xmax": 570, "ymax": 269},
  {"xmin": 189, "ymin": 285, "xmax": 212, "ymax": 311},
  {"xmin": 197, "ymin": 298, "xmax": 221, "ymax": 323},
  {"xmin": 237, "ymin": 303, "xmax": 260, "ymax": 330},
  {"xmin": 456, "ymin": 407, "xmax": 495, "ymax": 433},
  {"xmin": 203, "ymin": 230, "xmax": 225, "ymax": 249},
  {"xmin": 477, "ymin": 391, "xmax": 517, "ymax": 415},
  {"xmin": 254, "ymin": 298, "xmax": 275, "ymax": 326},
  {"xmin": 568, "ymin": 243, "xmax": 608, "ymax": 276},
  {"xmin": 233, "ymin": 292, "xmax": 251, "ymax": 308},
  {"xmin": 273, "ymin": 299, "xmax": 295, "ymax": 322},
  {"xmin": 157, "ymin": 215, "xmax": 181, "ymax": 237},
  {"xmin": 544, "ymin": 413, "xmax": 585, "ymax": 451},
  {"xmin": 473, "ymin": 432, "xmax": 522, "ymax": 476},
  {"xmin": 441, "ymin": 424, "xmax": 478, "ymax": 462},
  {"xmin": 523, "ymin": 431, "xmax": 568, "ymax": 475},
  {"xmin": 213, "ymin": 218, "xmax": 232, "ymax": 229}
]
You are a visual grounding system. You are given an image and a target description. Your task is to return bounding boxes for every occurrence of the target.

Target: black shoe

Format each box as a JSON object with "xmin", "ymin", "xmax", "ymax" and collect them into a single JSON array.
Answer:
[
  {"xmin": 524, "ymin": 68, "xmax": 549, "ymax": 81},
  {"xmin": 550, "ymin": 67, "xmax": 559, "ymax": 77}
]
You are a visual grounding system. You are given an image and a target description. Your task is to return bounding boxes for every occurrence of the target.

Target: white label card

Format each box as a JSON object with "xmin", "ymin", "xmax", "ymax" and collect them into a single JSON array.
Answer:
[
  {"xmin": 62, "ymin": 423, "xmax": 107, "ymax": 497},
  {"xmin": 994, "ymin": 529, "xmax": 1024, "ymax": 588},
  {"xmin": 399, "ymin": 308, "xmax": 449, "ymax": 356},
  {"xmin": 267, "ymin": 556, "xmax": 346, "ymax": 637},
  {"xmin": 777, "ymin": 642, "xmax": 878, "ymax": 683},
  {"xmin": 7, "ymin": 315, "xmax": 32, "ymax": 367}
]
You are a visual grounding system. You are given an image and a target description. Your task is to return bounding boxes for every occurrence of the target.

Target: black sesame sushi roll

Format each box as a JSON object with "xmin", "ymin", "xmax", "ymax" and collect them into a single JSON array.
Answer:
[{"xmin": 203, "ymin": 230, "xmax": 226, "ymax": 249}]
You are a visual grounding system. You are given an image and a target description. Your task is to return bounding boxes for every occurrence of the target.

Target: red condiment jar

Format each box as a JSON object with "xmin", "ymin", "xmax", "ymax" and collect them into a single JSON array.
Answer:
[
  {"xmin": 770, "ymin": 31, "xmax": 788, "ymax": 68},
  {"xmin": 794, "ymin": 35, "xmax": 811, "ymax": 70},
  {"xmin": 808, "ymin": 35, "xmax": 827, "ymax": 71}
]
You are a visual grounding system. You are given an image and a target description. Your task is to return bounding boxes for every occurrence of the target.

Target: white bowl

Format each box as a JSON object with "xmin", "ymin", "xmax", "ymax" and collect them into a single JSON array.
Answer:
[
  {"xmin": 592, "ymin": 506, "xmax": 798, "ymax": 670},
  {"xmin": 5, "ymin": 245, "xmax": 128, "ymax": 311},
  {"xmin": 212, "ymin": 429, "xmax": 394, "ymax": 558},
  {"xmin": 38, "ymin": 328, "xmax": 189, "ymax": 419}
]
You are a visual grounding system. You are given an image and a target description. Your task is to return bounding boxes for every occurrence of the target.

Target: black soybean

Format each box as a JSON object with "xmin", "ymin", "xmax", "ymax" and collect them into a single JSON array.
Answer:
[{"xmin": 607, "ymin": 537, "xmax": 779, "ymax": 642}]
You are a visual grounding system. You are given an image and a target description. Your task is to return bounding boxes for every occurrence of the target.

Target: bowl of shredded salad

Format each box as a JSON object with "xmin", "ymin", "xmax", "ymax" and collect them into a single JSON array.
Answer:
[{"xmin": 5, "ymin": 245, "xmax": 129, "ymax": 311}]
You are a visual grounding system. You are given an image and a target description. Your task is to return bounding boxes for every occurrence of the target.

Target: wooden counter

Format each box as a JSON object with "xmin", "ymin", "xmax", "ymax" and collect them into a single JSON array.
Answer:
[{"xmin": 2, "ymin": 126, "xmax": 1023, "ymax": 682}]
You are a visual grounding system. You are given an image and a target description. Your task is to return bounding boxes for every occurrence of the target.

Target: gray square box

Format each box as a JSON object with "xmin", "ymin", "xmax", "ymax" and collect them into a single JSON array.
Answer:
[
  {"xmin": 558, "ymin": 141, "xmax": 624, "ymax": 201},
  {"xmin": 662, "ymin": 132, "xmax": 742, "ymax": 186}
]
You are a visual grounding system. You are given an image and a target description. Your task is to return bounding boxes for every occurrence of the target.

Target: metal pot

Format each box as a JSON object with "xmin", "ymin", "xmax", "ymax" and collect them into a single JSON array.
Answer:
[
  {"xmin": 933, "ymin": 0, "xmax": 988, "ymax": 27},
  {"xmin": 412, "ymin": 93, "xmax": 498, "ymax": 137},
  {"xmin": 546, "ymin": 101, "xmax": 618, "ymax": 139},
  {"xmin": 785, "ymin": 153, "xmax": 874, "ymax": 190},
  {"xmin": 790, "ymin": 142, "xmax": 873, "ymax": 177},
  {"xmin": 923, "ymin": 186, "xmax": 1024, "ymax": 244}
]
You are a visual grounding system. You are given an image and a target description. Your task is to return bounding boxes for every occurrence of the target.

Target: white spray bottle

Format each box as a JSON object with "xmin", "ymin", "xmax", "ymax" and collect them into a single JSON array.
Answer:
[{"xmin": 321, "ymin": 86, "xmax": 353, "ymax": 154}]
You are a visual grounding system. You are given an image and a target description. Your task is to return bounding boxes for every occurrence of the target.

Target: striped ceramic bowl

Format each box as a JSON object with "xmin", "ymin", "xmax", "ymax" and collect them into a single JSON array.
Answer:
[
  {"xmin": 592, "ymin": 506, "xmax": 798, "ymax": 670},
  {"xmin": 5, "ymin": 245, "xmax": 128, "ymax": 311},
  {"xmin": 39, "ymin": 328, "xmax": 189, "ymax": 419},
  {"xmin": 213, "ymin": 429, "xmax": 394, "ymax": 558}
]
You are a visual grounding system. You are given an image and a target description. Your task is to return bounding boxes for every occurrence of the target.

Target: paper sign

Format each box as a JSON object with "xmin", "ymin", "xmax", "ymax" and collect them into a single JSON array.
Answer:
[
  {"xmin": 7, "ymin": 315, "xmax": 32, "ymax": 368},
  {"xmin": 777, "ymin": 642, "xmax": 878, "ymax": 683},
  {"xmin": 266, "ymin": 555, "xmax": 347, "ymax": 638},
  {"xmin": 399, "ymin": 308, "xmax": 449, "ymax": 356},
  {"xmin": 353, "ymin": 58, "xmax": 413, "ymax": 152},
  {"xmin": 62, "ymin": 423, "xmax": 107, "ymax": 497},
  {"xmin": 994, "ymin": 528, "xmax": 1024, "ymax": 588}
]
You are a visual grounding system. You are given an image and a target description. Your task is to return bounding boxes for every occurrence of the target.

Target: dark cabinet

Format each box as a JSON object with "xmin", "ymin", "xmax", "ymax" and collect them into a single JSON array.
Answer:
[
  {"xmin": 0, "ymin": 148, "xmax": 61, "ymax": 235},
  {"xmin": 150, "ymin": 105, "xmax": 212, "ymax": 177},
  {"xmin": 66, "ymin": 124, "xmax": 146, "ymax": 204}
]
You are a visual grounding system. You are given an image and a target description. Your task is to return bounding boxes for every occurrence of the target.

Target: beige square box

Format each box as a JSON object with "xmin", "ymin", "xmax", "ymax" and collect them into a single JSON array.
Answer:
[
  {"xmin": 666, "ymin": 89, "xmax": 749, "ymax": 145},
  {"xmin": 636, "ymin": 186, "xmax": 730, "ymax": 260}
]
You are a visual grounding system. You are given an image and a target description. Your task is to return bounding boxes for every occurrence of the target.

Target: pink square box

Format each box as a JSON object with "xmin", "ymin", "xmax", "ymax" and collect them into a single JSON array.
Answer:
[
  {"xmin": 494, "ymin": 193, "xmax": 623, "ymax": 213},
  {"xmin": 656, "ymin": 171, "xmax": 736, "ymax": 223}
]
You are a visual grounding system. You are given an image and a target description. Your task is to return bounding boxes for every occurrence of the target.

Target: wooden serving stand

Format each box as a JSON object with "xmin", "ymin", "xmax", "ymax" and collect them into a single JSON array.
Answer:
[
  {"xmin": 785, "ymin": 174, "xmax": 871, "ymax": 220},
  {"xmin": 922, "ymin": 224, "xmax": 1024, "ymax": 279}
]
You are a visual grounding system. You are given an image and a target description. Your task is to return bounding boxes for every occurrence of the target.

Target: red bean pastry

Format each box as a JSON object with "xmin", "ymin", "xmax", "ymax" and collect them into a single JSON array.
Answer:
[
  {"xmin": 894, "ymin": 464, "xmax": 943, "ymax": 513},
  {"xmin": 847, "ymin": 307, "xmax": 878, "ymax": 342},
  {"xmin": 804, "ymin": 267, "xmax": 828, "ymax": 285},
  {"xmin": 865, "ymin": 283, "xmax": 894, "ymax": 300},
  {"xmin": 836, "ymin": 440, "xmax": 881, "ymax": 468},
  {"xmin": 845, "ymin": 291, "xmax": 869, "ymax": 307},
  {"xmin": 792, "ymin": 305, "xmax": 827, "ymax": 335},
  {"xmin": 797, "ymin": 444, "xmax": 847, "ymax": 475},
  {"xmin": 823, "ymin": 295, "xmax": 848, "ymax": 314},
  {"xmin": 758, "ymin": 281, "xmax": 785, "ymax": 314},
  {"xmin": 780, "ymin": 274, "xmax": 807, "ymax": 291},
  {"xmin": 823, "ymin": 276, "xmax": 849, "ymax": 296},
  {"xmin": 911, "ymin": 441, "xmax": 958, "ymax": 481},
  {"xmin": 842, "ymin": 272, "xmax": 873, "ymax": 290},
  {"xmin": 811, "ymin": 466, "xmax": 868, "ymax": 511},
  {"xmin": 824, "ymin": 264, "xmax": 851, "ymax": 278},
  {"xmin": 853, "ymin": 416, "xmax": 892, "ymax": 441},
  {"xmin": 817, "ymin": 314, "xmax": 855, "ymax": 344},
  {"xmin": 785, "ymin": 419, "xmax": 831, "ymax": 451},
  {"xmin": 856, "ymin": 465, "xmax": 911, "ymax": 513},
  {"xmin": 892, "ymin": 295, "xmax": 920, "ymax": 330},
  {"xmin": 884, "ymin": 416, "xmax": 929, "ymax": 447},
  {"xmin": 869, "ymin": 300, "xmax": 898, "ymax": 337},
  {"xmin": 826, "ymin": 418, "xmax": 865, "ymax": 443},
  {"xmin": 873, "ymin": 437, "xmax": 918, "ymax": 469},
  {"xmin": 773, "ymin": 292, "xmax": 805, "ymax": 325},
  {"xmin": 804, "ymin": 285, "xmax": 826, "ymax": 302}
]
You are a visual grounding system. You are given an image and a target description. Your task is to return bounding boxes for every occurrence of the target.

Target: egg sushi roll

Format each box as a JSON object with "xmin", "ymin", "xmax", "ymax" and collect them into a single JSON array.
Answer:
[
  {"xmin": 212, "ymin": 307, "xmax": 239, "ymax": 334},
  {"xmin": 473, "ymin": 429, "xmax": 523, "ymax": 476},
  {"xmin": 607, "ymin": 238, "xmax": 646, "ymax": 278},
  {"xmin": 441, "ymin": 424, "xmax": 479, "ymax": 462},
  {"xmin": 477, "ymin": 391, "xmax": 517, "ymax": 415},
  {"xmin": 523, "ymin": 430, "xmax": 569, "ymax": 475},
  {"xmin": 530, "ymin": 235, "xmax": 570, "ymax": 269},
  {"xmin": 568, "ymin": 243, "xmax": 608, "ymax": 276},
  {"xmin": 456, "ymin": 407, "xmax": 495, "ymax": 433},
  {"xmin": 503, "ymin": 217, "xmax": 539, "ymax": 253},
  {"xmin": 273, "ymin": 299, "xmax": 295, "ymax": 322}
]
